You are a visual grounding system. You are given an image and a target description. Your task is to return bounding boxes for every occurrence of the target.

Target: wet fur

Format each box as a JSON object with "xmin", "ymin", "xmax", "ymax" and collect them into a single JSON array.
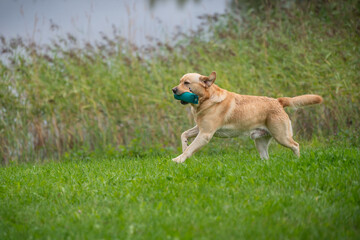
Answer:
[{"xmin": 172, "ymin": 72, "xmax": 323, "ymax": 163}]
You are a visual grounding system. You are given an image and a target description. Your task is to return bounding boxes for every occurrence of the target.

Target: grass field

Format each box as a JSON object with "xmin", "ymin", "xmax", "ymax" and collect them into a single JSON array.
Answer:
[{"xmin": 1, "ymin": 143, "xmax": 359, "ymax": 239}]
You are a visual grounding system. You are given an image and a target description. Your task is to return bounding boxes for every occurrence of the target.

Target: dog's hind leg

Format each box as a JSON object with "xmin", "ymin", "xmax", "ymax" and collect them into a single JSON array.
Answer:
[
  {"xmin": 181, "ymin": 125, "xmax": 199, "ymax": 152},
  {"xmin": 251, "ymin": 129, "xmax": 272, "ymax": 159},
  {"xmin": 267, "ymin": 115, "xmax": 300, "ymax": 157},
  {"xmin": 254, "ymin": 136, "xmax": 272, "ymax": 160}
]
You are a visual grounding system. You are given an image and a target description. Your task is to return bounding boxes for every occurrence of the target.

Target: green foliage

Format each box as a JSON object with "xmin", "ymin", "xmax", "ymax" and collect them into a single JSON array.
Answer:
[
  {"xmin": 0, "ymin": 1, "xmax": 359, "ymax": 162},
  {"xmin": 0, "ymin": 146, "xmax": 359, "ymax": 239}
]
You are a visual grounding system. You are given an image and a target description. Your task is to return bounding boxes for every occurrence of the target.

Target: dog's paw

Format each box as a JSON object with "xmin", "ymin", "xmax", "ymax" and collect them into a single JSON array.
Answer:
[{"xmin": 172, "ymin": 155, "xmax": 186, "ymax": 163}]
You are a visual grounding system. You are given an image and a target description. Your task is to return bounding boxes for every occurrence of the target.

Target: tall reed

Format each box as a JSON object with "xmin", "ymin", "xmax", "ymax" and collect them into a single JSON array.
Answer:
[{"xmin": 1, "ymin": 1, "xmax": 359, "ymax": 163}]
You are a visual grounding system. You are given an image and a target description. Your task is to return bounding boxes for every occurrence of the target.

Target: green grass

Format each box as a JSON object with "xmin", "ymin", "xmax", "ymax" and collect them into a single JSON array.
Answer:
[{"xmin": 1, "ymin": 144, "xmax": 359, "ymax": 239}]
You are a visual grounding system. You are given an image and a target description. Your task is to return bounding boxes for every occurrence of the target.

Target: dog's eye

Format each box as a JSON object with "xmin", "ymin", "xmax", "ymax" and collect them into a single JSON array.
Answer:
[{"xmin": 184, "ymin": 82, "xmax": 190, "ymax": 85}]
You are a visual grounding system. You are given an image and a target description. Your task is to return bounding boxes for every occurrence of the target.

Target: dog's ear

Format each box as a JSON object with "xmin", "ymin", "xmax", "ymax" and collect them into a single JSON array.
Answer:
[{"xmin": 200, "ymin": 71, "xmax": 216, "ymax": 87}]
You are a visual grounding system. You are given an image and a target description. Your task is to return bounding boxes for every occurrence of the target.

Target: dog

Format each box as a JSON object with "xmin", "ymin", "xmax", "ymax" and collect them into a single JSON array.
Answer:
[{"xmin": 171, "ymin": 72, "xmax": 323, "ymax": 163}]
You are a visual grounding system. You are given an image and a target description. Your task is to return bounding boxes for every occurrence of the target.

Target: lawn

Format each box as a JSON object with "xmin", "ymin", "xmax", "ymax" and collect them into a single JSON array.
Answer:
[{"xmin": 1, "ymin": 144, "xmax": 359, "ymax": 239}]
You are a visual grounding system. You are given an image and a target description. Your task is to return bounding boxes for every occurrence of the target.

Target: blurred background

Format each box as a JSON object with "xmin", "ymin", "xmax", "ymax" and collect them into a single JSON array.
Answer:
[
  {"xmin": 0, "ymin": 0, "xmax": 359, "ymax": 163},
  {"xmin": 0, "ymin": 0, "xmax": 230, "ymax": 46}
]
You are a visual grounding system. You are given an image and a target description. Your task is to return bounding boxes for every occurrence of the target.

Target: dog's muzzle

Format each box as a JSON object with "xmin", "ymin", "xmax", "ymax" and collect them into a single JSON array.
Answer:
[{"xmin": 172, "ymin": 87, "xmax": 189, "ymax": 105}]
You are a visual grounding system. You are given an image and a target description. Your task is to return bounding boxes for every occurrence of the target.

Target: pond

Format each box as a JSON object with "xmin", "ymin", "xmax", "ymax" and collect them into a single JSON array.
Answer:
[{"xmin": 0, "ymin": 0, "xmax": 233, "ymax": 46}]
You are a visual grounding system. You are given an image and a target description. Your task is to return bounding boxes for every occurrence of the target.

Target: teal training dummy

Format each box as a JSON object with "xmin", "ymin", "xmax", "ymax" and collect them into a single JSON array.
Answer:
[{"xmin": 174, "ymin": 92, "xmax": 199, "ymax": 104}]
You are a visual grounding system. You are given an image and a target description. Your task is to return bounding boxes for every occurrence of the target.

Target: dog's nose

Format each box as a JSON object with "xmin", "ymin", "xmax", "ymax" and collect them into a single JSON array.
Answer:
[{"xmin": 172, "ymin": 87, "xmax": 177, "ymax": 94}]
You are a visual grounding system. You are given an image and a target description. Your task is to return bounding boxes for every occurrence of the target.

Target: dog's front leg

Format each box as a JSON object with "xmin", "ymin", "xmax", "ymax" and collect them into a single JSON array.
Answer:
[
  {"xmin": 181, "ymin": 125, "xmax": 199, "ymax": 152},
  {"xmin": 173, "ymin": 131, "xmax": 214, "ymax": 163}
]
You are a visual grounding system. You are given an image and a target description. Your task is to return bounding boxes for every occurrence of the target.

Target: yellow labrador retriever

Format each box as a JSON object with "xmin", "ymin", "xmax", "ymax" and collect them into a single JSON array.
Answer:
[{"xmin": 172, "ymin": 72, "xmax": 323, "ymax": 163}]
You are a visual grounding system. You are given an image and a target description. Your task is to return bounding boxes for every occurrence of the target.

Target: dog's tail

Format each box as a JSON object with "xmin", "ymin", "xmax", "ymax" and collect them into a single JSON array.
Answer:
[{"xmin": 277, "ymin": 94, "xmax": 323, "ymax": 108}]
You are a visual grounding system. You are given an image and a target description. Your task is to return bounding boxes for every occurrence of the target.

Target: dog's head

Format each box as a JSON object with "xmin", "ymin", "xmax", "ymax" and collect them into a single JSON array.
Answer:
[{"xmin": 172, "ymin": 72, "xmax": 216, "ymax": 105}]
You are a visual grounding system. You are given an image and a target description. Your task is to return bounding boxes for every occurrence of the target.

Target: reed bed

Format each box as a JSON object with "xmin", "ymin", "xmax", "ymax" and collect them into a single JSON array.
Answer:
[{"xmin": 0, "ymin": 1, "xmax": 359, "ymax": 163}]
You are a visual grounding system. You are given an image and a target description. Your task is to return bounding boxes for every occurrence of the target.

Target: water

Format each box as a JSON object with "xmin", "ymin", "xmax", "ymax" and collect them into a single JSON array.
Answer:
[{"xmin": 0, "ymin": 0, "xmax": 231, "ymax": 46}]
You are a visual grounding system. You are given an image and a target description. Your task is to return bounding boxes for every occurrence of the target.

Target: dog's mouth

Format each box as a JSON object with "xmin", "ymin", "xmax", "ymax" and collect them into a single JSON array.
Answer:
[{"xmin": 180, "ymin": 100, "xmax": 189, "ymax": 105}]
